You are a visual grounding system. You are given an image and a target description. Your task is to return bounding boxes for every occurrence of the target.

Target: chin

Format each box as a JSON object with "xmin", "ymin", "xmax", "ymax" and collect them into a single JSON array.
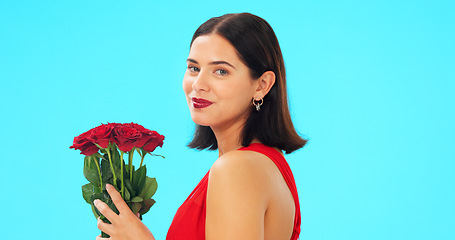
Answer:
[{"xmin": 190, "ymin": 113, "xmax": 212, "ymax": 127}]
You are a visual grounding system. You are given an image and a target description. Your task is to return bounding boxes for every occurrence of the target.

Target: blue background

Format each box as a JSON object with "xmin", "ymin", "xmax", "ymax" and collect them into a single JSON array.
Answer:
[{"xmin": 1, "ymin": 0, "xmax": 454, "ymax": 239}]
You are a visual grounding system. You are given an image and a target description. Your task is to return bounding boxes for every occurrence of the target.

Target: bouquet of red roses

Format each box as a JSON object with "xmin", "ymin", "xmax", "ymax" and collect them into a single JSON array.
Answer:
[{"xmin": 70, "ymin": 122, "xmax": 164, "ymax": 237}]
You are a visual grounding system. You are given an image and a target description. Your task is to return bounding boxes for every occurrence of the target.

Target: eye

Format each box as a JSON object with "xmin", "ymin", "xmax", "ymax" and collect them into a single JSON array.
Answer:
[
  {"xmin": 187, "ymin": 66, "xmax": 200, "ymax": 72},
  {"xmin": 215, "ymin": 69, "xmax": 228, "ymax": 76}
]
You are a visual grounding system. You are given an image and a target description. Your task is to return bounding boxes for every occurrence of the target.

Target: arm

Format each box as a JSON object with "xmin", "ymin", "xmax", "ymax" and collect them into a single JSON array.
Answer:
[
  {"xmin": 94, "ymin": 184, "xmax": 155, "ymax": 240},
  {"xmin": 206, "ymin": 151, "xmax": 271, "ymax": 240}
]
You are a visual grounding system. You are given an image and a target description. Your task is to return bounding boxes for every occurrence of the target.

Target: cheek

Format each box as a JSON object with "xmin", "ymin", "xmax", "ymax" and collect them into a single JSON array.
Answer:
[
  {"xmin": 182, "ymin": 75, "xmax": 193, "ymax": 95},
  {"xmin": 221, "ymin": 87, "xmax": 254, "ymax": 110}
]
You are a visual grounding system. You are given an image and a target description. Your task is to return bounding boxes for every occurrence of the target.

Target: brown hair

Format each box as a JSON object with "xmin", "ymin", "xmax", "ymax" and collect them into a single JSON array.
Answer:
[{"xmin": 187, "ymin": 13, "xmax": 307, "ymax": 154}]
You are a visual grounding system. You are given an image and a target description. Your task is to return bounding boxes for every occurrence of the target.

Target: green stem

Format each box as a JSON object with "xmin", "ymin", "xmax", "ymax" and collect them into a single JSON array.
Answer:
[
  {"xmin": 140, "ymin": 152, "xmax": 145, "ymax": 168},
  {"xmin": 128, "ymin": 149, "xmax": 134, "ymax": 182},
  {"xmin": 120, "ymin": 151, "xmax": 125, "ymax": 198},
  {"xmin": 93, "ymin": 156, "xmax": 103, "ymax": 188},
  {"xmin": 106, "ymin": 148, "xmax": 117, "ymax": 189}
]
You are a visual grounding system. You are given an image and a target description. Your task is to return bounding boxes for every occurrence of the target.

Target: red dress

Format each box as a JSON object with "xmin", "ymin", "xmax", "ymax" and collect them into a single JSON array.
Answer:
[{"xmin": 166, "ymin": 143, "xmax": 301, "ymax": 239}]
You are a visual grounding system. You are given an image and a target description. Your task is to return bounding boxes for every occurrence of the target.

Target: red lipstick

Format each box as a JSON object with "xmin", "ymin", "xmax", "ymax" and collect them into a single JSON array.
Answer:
[{"xmin": 192, "ymin": 97, "xmax": 213, "ymax": 109}]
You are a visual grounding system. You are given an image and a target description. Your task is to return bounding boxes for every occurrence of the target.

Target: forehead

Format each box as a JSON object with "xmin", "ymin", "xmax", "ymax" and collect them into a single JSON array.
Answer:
[{"xmin": 189, "ymin": 34, "xmax": 241, "ymax": 64}]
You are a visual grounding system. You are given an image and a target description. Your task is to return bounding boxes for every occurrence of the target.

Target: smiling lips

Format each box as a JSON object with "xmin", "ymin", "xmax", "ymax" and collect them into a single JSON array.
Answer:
[{"xmin": 192, "ymin": 97, "xmax": 213, "ymax": 109}]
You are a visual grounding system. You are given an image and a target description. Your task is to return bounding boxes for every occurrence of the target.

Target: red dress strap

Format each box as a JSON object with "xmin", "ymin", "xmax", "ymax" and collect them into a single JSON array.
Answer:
[{"xmin": 238, "ymin": 143, "xmax": 301, "ymax": 240}]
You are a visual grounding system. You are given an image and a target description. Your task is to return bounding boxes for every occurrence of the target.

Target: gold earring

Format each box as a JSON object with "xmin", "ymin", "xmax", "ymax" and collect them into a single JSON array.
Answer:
[{"xmin": 252, "ymin": 98, "xmax": 263, "ymax": 111}]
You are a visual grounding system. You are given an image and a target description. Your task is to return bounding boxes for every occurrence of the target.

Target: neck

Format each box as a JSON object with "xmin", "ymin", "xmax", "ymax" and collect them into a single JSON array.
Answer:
[{"xmin": 211, "ymin": 118, "xmax": 247, "ymax": 157}]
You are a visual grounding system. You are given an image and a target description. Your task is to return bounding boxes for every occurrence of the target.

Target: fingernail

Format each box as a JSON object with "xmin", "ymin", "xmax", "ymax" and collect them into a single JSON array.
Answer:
[
  {"xmin": 106, "ymin": 184, "xmax": 112, "ymax": 189},
  {"xmin": 93, "ymin": 199, "xmax": 99, "ymax": 206}
]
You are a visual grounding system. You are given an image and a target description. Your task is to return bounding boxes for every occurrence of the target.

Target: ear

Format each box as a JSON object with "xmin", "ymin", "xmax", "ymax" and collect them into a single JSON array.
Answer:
[{"xmin": 253, "ymin": 71, "xmax": 276, "ymax": 100}]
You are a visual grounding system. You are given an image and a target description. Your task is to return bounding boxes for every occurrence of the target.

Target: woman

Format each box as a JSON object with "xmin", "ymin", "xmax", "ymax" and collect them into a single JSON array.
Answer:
[{"xmin": 93, "ymin": 13, "xmax": 307, "ymax": 240}]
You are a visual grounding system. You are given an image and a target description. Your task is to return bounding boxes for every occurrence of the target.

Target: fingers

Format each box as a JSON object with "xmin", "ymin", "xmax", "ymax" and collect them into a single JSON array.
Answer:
[
  {"xmin": 95, "ymin": 234, "xmax": 108, "ymax": 240},
  {"xmin": 94, "ymin": 199, "xmax": 118, "ymax": 224},
  {"xmin": 106, "ymin": 184, "xmax": 131, "ymax": 215},
  {"xmin": 97, "ymin": 217, "xmax": 114, "ymax": 235},
  {"xmin": 94, "ymin": 183, "xmax": 134, "ymax": 226}
]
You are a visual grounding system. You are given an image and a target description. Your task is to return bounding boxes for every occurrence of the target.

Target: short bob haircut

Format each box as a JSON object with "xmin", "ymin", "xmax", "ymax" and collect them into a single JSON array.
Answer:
[{"xmin": 187, "ymin": 13, "xmax": 307, "ymax": 154}]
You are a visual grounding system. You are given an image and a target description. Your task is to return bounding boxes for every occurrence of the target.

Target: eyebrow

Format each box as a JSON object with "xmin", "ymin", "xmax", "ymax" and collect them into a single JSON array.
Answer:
[{"xmin": 187, "ymin": 58, "xmax": 236, "ymax": 69}]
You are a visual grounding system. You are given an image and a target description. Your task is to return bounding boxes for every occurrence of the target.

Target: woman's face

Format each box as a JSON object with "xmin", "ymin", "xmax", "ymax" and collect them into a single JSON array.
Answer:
[{"xmin": 183, "ymin": 34, "xmax": 258, "ymax": 129}]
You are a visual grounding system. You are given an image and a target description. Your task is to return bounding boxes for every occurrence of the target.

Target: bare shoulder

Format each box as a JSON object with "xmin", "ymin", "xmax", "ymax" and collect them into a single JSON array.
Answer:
[
  {"xmin": 210, "ymin": 149, "xmax": 276, "ymax": 185},
  {"xmin": 208, "ymin": 149, "xmax": 278, "ymax": 204},
  {"xmin": 206, "ymin": 150, "xmax": 276, "ymax": 239},
  {"xmin": 206, "ymin": 149, "xmax": 295, "ymax": 240}
]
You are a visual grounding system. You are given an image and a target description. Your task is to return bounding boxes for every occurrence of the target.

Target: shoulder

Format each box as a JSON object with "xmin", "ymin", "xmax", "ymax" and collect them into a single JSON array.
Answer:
[
  {"xmin": 208, "ymin": 150, "xmax": 276, "ymax": 203},
  {"xmin": 211, "ymin": 149, "xmax": 267, "ymax": 171},
  {"xmin": 210, "ymin": 150, "xmax": 275, "ymax": 183},
  {"xmin": 206, "ymin": 150, "xmax": 274, "ymax": 238},
  {"xmin": 205, "ymin": 148, "xmax": 294, "ymax": 239}
]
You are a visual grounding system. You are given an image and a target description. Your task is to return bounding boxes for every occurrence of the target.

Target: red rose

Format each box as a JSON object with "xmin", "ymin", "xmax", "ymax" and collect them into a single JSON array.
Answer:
[
  {"xmin": 88, "ymin": 123, "xmax": 114, "ymax": 148},
  {"xmin": 125, "ymin": 123, "xmax": 154, "ymax": 148},
  {"xmin": 70, "ymin": 130, "xmax": 99, "ymax": 156},
  {"xmin": 109, "ymin": 123, "xmax": 123, "ymax": 128},
  {"xmin": 128, "ymin": 122, "xmax": 148, "ymax": 133},
  {"xmin": 142, "ymin": 131, "xmax": 164, "ymax": 152},
  {"xmin": 113, "ymin": 124, "xmax": 142, "ymax": 152}
]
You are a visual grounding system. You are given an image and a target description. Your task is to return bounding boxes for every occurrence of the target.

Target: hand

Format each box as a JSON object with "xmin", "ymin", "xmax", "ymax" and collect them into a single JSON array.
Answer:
[{"xmin": 94, "ymin": 184, "xmax": 155, "ymax": 240}]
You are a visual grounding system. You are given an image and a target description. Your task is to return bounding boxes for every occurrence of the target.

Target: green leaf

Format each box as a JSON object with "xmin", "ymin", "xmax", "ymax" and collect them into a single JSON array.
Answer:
[
  {"xmin": 139, "ymin": 177, "xmax": 157, "ymax": 200},
  {"xmin": 148, "ymin": 153, "xmax": 165, "ymax": 159},
  {"xmin": 124, "ymin": 187, "xmax": 131, "ymax": 201},
  {"xmin": 131, "ymin": 196, "xmax": 143, "ymax": 203},
  {"xmin": 91, "ymin": 203, "xmax": 100, "ymax": 219},
  {"xmin": 104, "ymin": 146, "xmax": 122, "ymax": 180},
  {"xmin": 124, "ymin": 178, "xmax": 135, "ymax": 197},
  {"xmin": 82, "ymin": 182, "xmax": 100, "ymax": 204},
  {"xmin": 106, "ymin": 198, "xmax": 119, "ymax": 215},
  {"xmin": 136, "ymin": 148, "xmax": 142, "ymax": 157},
  {"xmin": 111, "ymin": 146, "xmax": 122, "ymax": 168},
  {"xmin": 90, "ymin": 192, "xmax": 106, "ymax": 217},
  {"xmin": 139, "ymin": 198, "xmax": 156, "ymax": 215},
  {"xmin": 101, "ymin": 158, "xmax": 113, "ymax": 183},
  {"xmin": 84, "ymin": 156, "xmax": 100, "ymax": 186},
  {"xmin": 125, "ymin": 164, "xmax": 133, "ymax": 182},
  {"xmin": 94, "ymin": 152, "xmax": 106, "ymax": 160},
  {"xmin": 90, "ymin": 192, "xmax": 105, "ymax": 204},
  {"xmin": 130, "ymin": 202, "xmax": 142, "ymax": 215},
  {"xmin": 133, "ymin": 165, "xmax": 147, "ymax": 195}
]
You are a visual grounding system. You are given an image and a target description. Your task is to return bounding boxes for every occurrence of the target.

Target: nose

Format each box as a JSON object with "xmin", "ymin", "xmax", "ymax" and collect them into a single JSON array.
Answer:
[{"xmin": 192, "ymin": 70, "xmax": 209, "ymax": 92}]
